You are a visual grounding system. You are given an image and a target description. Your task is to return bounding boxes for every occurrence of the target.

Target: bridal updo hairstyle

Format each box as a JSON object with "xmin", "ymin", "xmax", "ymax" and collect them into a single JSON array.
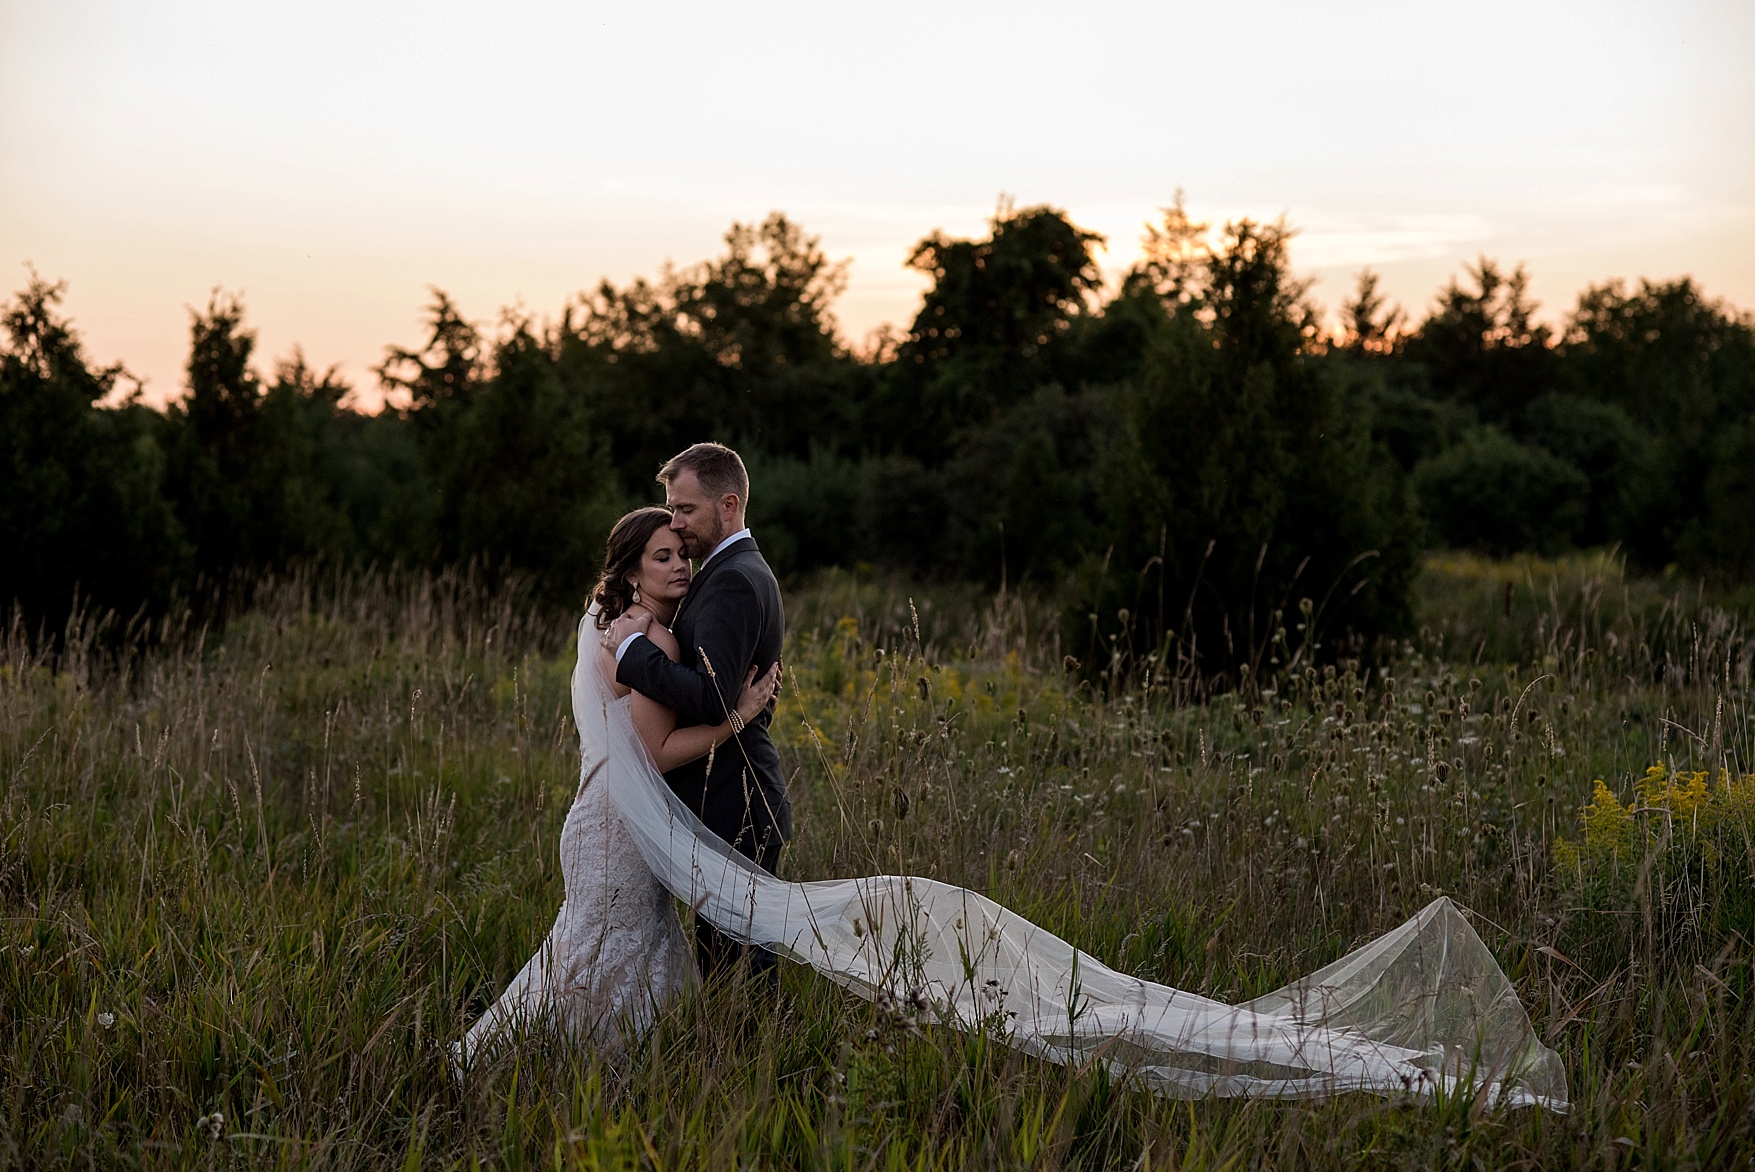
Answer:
[{"xmin": 590, "ymin": 506, "xmax": 674, "ymax": 629}]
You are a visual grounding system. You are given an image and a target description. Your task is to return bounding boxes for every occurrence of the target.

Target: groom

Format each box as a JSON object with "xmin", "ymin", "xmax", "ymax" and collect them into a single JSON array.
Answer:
[{"xmin": 604, "ymin": 442, "xmax": 790, "ymax": 989}]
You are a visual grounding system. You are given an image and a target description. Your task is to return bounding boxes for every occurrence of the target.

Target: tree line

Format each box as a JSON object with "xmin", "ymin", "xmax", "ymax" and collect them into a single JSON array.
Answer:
[{"xmin": 4, "ymin": 200, "xmax": 1752, "ymax": 675}]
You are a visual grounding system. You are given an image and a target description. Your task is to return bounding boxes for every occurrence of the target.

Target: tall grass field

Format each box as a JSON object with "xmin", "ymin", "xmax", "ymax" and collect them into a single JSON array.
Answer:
[{"xmin": 2, "ymin": 554, "xmax": 1752, "ymax": 1168}]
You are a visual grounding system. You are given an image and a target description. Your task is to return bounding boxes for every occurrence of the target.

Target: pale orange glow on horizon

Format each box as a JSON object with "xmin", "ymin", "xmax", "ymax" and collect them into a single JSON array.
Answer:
[{"xmin": 3, "ymin": 0, "xmax": 1751, "ymax": 410}]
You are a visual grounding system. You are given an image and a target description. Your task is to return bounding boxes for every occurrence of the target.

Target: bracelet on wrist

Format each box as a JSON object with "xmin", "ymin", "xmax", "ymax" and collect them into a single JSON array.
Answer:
[{"xmin": 729, "ymin": 710, "xmax": 746, "ymax": 734}]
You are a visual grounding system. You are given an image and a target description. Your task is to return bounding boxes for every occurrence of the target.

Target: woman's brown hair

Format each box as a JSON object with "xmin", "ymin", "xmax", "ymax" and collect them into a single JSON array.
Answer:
[{"xmin": 590, "ymin": 507, "xmax": 674, "ymax": 629}]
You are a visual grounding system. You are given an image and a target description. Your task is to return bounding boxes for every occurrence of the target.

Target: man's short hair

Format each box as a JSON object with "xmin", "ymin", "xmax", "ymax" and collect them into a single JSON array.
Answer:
[{"xmin": 658, "ymin": 442, "xmax": 749, "ymax": 505}]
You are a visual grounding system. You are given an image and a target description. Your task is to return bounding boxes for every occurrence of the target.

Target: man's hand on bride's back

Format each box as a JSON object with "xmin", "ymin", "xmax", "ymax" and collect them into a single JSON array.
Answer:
[
  {"xmin": 735, "ymin": 661, "xmax": 781, "ymax": 725},
  {"xmin": 602, "ymin": 608, "xmax": 653, "ymax": 652}
]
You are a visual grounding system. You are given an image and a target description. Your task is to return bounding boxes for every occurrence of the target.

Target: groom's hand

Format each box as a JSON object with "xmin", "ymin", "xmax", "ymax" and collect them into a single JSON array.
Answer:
[{"xmin": 602, "ymin": 609, "xmax": 652, "ymax": 654}]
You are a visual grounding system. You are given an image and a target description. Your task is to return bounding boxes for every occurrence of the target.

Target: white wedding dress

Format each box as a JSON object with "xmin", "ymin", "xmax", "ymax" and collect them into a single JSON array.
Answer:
[
  {"xmin": 465, "ymin": 618, "xmax": 1569, "ymax": 1111},
  {"xmin": 457, "ymin": 616, "xmax": 693, "ymax": 1065}
]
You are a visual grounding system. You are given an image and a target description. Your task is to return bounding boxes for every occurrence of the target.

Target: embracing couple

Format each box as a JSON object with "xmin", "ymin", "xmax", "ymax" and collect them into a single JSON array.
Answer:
[
  {"xmin": 456, "ymin": 444, "xmax": 1567, "ymax": 1112},
  {"xmin": 460, "ymin": 442, "xmax": 789, "ymax": 1063}
]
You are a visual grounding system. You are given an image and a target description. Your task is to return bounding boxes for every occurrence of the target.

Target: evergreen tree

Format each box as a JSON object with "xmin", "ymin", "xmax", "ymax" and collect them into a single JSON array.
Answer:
[
  {"xmin": 0, "ymin": 274, "xmax": 184, "ymax": 627},
  {"xmin": 165, "ymin": 291, "xmax": 265, "ymax": 577},
  {"xmin": 385, "ymin": 297, "xmax": 621, "ymax": 599},
  {"xmin": 1091, "ymin": 219, "xmax": 1418, "ymax": 676},
  {"xmin": 13, "ymin": 202, "xmax": 1751, "ymax": 657},
  {"xmin": 1405, "ymin": 259, "xmax": 1556, "ymax": 425}
]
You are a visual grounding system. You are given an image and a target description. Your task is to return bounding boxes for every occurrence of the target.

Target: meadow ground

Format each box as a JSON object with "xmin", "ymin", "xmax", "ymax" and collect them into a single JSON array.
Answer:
[{"xmin": 1, "ymin": 554, "xmax": 1752, "ymax": 1169}]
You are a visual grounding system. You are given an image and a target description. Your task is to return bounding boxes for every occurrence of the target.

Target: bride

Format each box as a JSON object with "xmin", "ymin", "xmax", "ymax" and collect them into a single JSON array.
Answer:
[
  {"xmin": 463, "ymin": 506, "xmax": 1568, "ymax": 1111},
  {"xmin": 458, "ymin": 507, "xmax": 777, "ymax": 1064}
]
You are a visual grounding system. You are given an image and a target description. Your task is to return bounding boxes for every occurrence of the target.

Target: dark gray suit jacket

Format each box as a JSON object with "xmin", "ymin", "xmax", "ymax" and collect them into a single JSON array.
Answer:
[{"xmin": 615, "ymin": 535, "xmax": 791, "ymax": 853}]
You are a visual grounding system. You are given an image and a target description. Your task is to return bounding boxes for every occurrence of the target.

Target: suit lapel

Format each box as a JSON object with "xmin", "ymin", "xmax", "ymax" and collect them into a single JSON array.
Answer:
[{"xmin": 674, "ymin": 536, "xmax": 757, "ymax": 627}]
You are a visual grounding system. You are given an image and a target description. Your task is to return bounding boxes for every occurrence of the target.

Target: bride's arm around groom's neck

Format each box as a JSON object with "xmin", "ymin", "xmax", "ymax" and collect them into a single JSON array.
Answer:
[{"xmin": 617, "ymin": 568, "xmax": 767, "ymax": 728}]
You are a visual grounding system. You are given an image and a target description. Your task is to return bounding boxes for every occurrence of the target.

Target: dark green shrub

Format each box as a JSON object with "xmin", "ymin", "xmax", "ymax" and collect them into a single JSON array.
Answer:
[
  {"xmin": 856, "ymin": 456, "xmax": 949, "ymax": 575},
  {"xmin": 941, "ymin": 385, "xmax": 1117, "ymax": 584},
  {"xmin": 745, "ymin": 448, "xmax": 866, "ymax": 580},
  {"xmin": 1680, "ymin": 420, "xmax": 1755, "ymax": 577},
  {"xmin": 1561, "ymin": 277, "xmax": 1755, "ymax": 570},
  {"xmin": 1413, "ymin": 427, "xmax": 1588, "ymax": 556},
  {"xmin": 1519, "ymin": 393, "xmax": 1644, "ymax": 546}
]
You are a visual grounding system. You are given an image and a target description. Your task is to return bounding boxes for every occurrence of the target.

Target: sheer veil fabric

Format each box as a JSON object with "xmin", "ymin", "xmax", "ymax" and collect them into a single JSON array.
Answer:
[{"xmin": 573, "ymin": 620, "xmax": 1568, "ymax": 1110}]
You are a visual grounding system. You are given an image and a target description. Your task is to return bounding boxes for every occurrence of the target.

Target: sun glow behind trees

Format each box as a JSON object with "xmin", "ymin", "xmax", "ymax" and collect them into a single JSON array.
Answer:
[{"xmin": 1, "ymin": 0, "xmax": 1751, "ymax": 404}]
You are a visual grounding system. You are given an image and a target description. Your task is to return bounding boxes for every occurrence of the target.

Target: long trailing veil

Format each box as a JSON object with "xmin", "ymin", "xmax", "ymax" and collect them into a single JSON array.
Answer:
[{"xmin": 575, "ymin": 624, "xmax": 1567, "ymax": 1110}]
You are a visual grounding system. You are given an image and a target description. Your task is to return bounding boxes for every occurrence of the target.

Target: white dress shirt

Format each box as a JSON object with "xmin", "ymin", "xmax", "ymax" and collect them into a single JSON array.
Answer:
[
  {"xmin": 615, "ymin": 527, "xmax": 751, "ymax": 662},
  {"xmin": 702, "ymin": 526, "xmax": 751, "ymax": 567}
]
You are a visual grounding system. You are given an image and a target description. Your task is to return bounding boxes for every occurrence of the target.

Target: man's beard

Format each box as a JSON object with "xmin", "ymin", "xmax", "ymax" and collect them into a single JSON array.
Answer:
[{"xmin": 685, "ymin": 515, "xmax": 726, "ymax": 560}]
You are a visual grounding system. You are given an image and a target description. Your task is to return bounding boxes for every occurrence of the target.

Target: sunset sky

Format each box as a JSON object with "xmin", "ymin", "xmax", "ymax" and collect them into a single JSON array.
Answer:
[{"xmin": 3, "ymin": 0, "xmax": 1751, "ymax": 408}]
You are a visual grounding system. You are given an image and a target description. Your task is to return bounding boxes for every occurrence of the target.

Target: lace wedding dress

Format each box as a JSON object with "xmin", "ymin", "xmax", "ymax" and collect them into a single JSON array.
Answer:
[
  {"xmin": 466, "ymin": 619, "xmax": 1567, "ymax": 1111},
  {"xmin": 456, "ymin": 616, "xmax": 693, "ymax": 1066},
  {"xmin": 572, "ymin": 624, "xmax": 1568, "ymax": 1110}
]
